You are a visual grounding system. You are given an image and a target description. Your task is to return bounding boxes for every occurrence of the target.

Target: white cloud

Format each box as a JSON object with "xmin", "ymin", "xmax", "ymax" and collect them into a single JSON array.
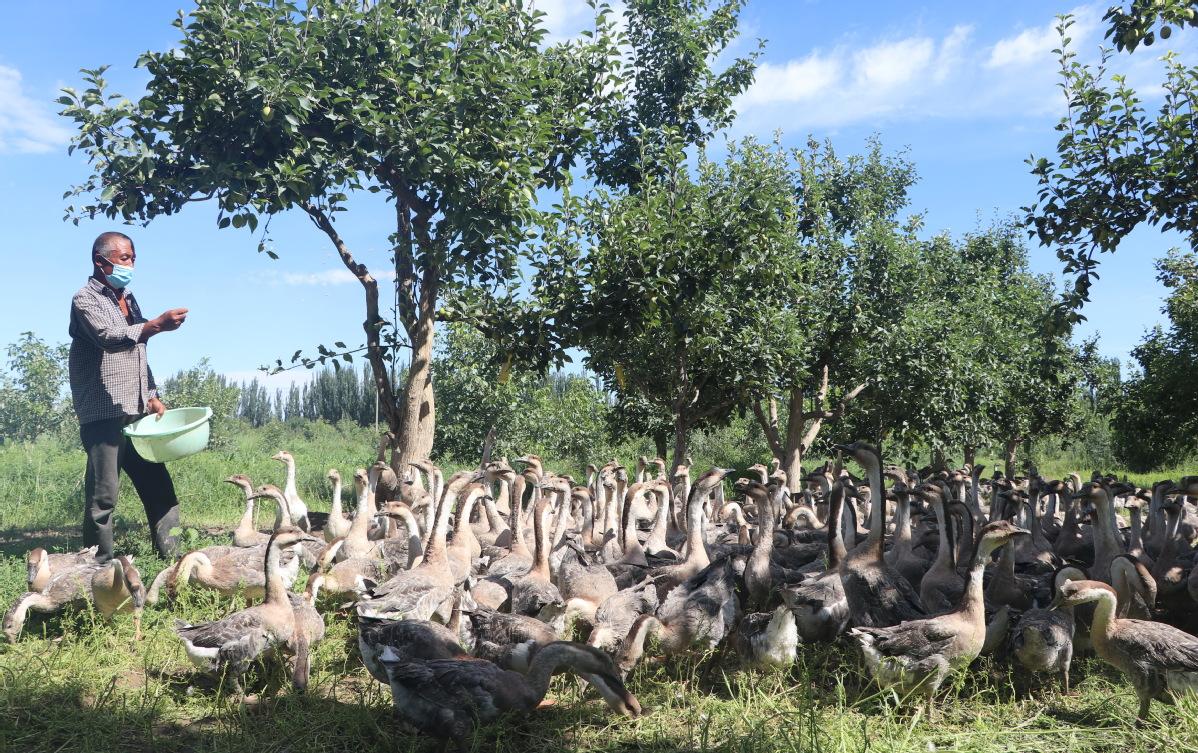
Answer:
[
  {"xmin": 0, "ymin": 65, "xmax": 72, "ymax": 154},
  {"xmin": 733, "ymin": 6, "xmax": 1122, "ymax": 131},
  {"xmin": 854, "ymin": 37, "xmax": 935, "ymax": 88},
  {"xmin": 739, "ymin": 54, "xmax": 842, "ymax": 107}
]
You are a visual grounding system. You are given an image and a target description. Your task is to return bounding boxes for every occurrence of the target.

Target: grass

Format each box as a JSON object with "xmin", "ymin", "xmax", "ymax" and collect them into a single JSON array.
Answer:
[{"xmin": 1, "ymin": 424, "xmax": 1197, "ymax": 753}]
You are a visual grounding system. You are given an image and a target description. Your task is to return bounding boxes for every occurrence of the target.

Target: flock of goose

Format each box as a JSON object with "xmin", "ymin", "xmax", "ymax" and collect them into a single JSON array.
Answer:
[{"xmin": 6, "ymin": 442, "xmax": 1198, "ymax": 748}]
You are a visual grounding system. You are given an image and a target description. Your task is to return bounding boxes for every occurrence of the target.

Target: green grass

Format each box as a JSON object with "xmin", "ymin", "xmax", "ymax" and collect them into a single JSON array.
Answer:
[{"xmin": 2, "ymin": 425, "xmax": 1197, "ymax": 753}]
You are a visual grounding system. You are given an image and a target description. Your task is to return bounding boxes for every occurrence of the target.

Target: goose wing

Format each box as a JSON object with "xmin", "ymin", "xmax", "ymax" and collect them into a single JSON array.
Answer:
[
  {"xmin": 384, "ymin": 656, "xmax": 532, "ymax": 722},
  {"xmin": 1111, "ymin": 620, "xmax": 1198, "ymax": 672},
  {"xmin": 176, "ymin": 609, "xmax": 271, "ymax": 649},
  {"xmin": 853, "ymin": 618, "xmax": 957, "ymax": 661}
]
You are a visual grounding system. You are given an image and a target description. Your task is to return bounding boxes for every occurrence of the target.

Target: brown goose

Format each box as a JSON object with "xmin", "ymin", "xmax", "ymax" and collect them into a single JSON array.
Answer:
[
  {"xmin": 1010, "ymin": 565, "xmax": 1087, "ymax": 692},
  {"xmin": 226, "ymin": 474, "xmax": 271, "ymax": 547},
  {"xmin": 616, "ymin": 558, "xmax": 740, "ymax": 676},
  {"xmin": 835, "ymin": 442, "xmax": 926, "ymax": 627},
  {"xmin": 355, "ymin": 471, "xmax": 481, "ymax": 621},
  {"xmin": 506, "ymin": 488, "xmax": 564, "ymax": 617},
  {"xmin": 779, "ymin": 479, "xmax": 853, "ymax": 643},
  {"xmin": 271, "ymin": 450, "xmax": 311, "ymax": 531},
  {"xmin": 323, "ymin": 468, "xmax": 352, "ymax": 542},
  {"xmin": 848, "ymin": 521, "xmax": 1029, "ymax": 712},
  {"xmin": 5, "ymin": 555, "xmax": 145, "ymax": 642},
  {"xmin": 917, "ymin": 481, "xmax": 963, "ymax": 614},
  {"xmin": 175, "ymin": 527, "xmax": 322, "ymax": 694},
  {"xmin": 24, "ymin": 546, "xmax": 98, "ymax": 592},
  {"xmin": 378, "ymin": 641, "xmax": 640, "ymax": 753},
  {"xmin": 1054, "ymin": 579, "xmax": 1198, "ymax": 719}
]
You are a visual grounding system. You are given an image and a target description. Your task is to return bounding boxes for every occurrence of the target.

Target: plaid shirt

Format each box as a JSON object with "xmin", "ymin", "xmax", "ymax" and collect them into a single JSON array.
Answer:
[{"xmin": 69, "ymin": 277, "xmax": 157, "ymax": 425}]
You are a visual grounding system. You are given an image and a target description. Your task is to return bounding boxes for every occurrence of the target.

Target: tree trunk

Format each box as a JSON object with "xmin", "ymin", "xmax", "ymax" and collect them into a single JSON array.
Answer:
[
  {"xmin": 671, "ymin": 412, "xmax": 689, "ymax": 474},
  {"xmin": 963, "ymin": 445, "xmax": 976, "ymax": 468},
  {"xmin": 780, "ymin": 388, "xmax": 805, "ymax": 493},
  {"xmin": 932, "ymin": 448, "xmax": 946, "ymax": 473},
  {"xmin": 1003, "ymin": 437, "xmax": 1019, "ymax": 479},
  {"xmin": 393, "ymin": 270, "xmax": 437, "ymax": 471},
  {"xmin": 653, "ymin": 432, "xmax": 668, "ymax": 462}
]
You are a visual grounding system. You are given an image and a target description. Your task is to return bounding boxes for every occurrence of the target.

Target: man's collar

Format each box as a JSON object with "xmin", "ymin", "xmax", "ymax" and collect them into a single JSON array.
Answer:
[{"xmin": 87, "ymin": 275, "xmax": 131, "ymax": 303}]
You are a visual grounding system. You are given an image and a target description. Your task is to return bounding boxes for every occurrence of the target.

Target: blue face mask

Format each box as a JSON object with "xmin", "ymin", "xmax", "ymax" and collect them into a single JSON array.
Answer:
[{"xmin": 104, "ymin": 263, "xmax": 134, "ymax": 289}]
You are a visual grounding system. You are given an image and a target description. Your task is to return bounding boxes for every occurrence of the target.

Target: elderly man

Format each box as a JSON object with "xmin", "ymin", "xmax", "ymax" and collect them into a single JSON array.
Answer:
[{"xmin": 70, "ymin": 231, "xmax": 189, "ymax": 562}]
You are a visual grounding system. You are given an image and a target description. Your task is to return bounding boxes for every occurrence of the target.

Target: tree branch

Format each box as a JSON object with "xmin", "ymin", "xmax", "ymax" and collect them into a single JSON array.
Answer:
[{"xmin": 301, "ymin": 202, "xmax": 399, "ymax": 429}]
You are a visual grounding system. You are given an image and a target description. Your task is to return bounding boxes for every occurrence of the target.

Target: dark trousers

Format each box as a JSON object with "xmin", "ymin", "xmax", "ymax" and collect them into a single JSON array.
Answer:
[{"xmin": 81, "ymin": 416, "xmax": 180, "ymax": 561}]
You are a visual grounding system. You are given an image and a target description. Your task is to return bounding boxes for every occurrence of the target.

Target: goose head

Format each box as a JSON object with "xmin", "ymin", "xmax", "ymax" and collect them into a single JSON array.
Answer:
[
  {"xmin": 224, "ymin": 474, "xmax": 254, "ymax": 494},
  {"xmin": 26, "ymin": 548, "xmax": 48, "ymax": 589},
  {"xmin": 974, "ymin": 520, "xmax": 1030, "ymax": 558},
  {"xmin": 327, "ymin": 468, "xmax": 341, "ymax": 484},
  {"xmin": 271, "ymin": 450, "xmax": 293, "ymax": 465},
  {"xmin": 1053, "ymin": 578, "xmax": 1118, "ymax": 609}
]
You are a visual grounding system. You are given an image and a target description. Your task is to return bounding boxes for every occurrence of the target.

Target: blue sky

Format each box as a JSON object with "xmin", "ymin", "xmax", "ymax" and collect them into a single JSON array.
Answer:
[{"xmin": 0, "ymin": 1, "xmax": 1191, "ymax": 392}]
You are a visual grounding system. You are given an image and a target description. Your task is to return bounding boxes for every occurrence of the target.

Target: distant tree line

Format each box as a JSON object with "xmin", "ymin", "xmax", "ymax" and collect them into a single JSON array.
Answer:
[{"xmin": 237, "ymin": 365, "xmax": 380, "ymax": 428}]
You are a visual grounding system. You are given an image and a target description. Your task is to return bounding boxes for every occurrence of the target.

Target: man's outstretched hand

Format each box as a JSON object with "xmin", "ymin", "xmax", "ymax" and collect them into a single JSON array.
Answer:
[
  {"xmin": 141, "ymin": 308, "xmax": 188, "ymax": 341},
  {"xmin": 148, "ymin": 397, "xmax": 167, "ymax": 418}
]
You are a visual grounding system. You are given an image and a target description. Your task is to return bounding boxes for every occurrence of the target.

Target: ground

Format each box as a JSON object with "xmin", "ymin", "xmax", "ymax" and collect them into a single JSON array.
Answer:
[{"xmin": 1, "ymin": 424, "xmax": 1196, "ymax": 753}]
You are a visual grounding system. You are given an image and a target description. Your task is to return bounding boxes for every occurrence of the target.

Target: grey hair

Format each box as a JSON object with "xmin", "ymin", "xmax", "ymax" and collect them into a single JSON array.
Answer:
[{"xmin": 92, "ymin": 231, "xmax": 134, "ymax": 260}]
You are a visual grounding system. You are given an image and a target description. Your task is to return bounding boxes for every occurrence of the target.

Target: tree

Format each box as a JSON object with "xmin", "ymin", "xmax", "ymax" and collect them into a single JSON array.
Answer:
[
  {"xmin": 568, "ymin": 138, "xmax": 803, "ymax": 470},
  {"xmin": 745, "ymin": 138, "xmax": 925, "ymax": 490},
  {"xmin": 841, "ymin": 222, "xmax": 1081, "ymax": 477},
  {"xmin": 1113, "ymin": 249, "xmax": 1198, "ymax": 470},
  {"xmin": 1025, "ymin": 10, "xmax": 1198, "ymax": 319},
  {"xmin": 589, "ymin": 0, "xmax": 760, "ymax": 190},
  {"xmin": 160, "ymin": 359, "xmax": 241, "ymax": 443},
  {"xmin": 0, "ymin": 333, "xmax": 70, "ymax": 443},
  {"xmin": 60, "ymin": 0, "xmax": 619, "ymax": 470},
  {"xmin": 432, "ymin": 322, "xmax": 610, "ymax": 465}
]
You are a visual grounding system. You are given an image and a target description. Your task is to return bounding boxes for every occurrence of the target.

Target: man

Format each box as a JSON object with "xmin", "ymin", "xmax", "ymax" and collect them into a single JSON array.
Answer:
[{"xmin": 69, "ymin": 231, "xmax": 189, "ymax": 562}]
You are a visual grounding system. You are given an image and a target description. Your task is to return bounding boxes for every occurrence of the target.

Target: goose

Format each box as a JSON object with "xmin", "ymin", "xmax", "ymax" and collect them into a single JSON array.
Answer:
[
  {"xmin": 1075, "ymin": 482, "xmax": 1130, "ymax": 584},
  {"xmin": 1054, "ymin": 579, "xmax": 1198, "ymax": 720},
  {"xmin": 616, "ymin": 557, "xmax": 740, "ymax": 676},
  {"xmin": 884, "ymin": 474, "xmax": 929, "ymax": 589},
  {"xmin": 732, "ymin": 605, "xmax": 799, "ymax": 668},
  {"xmin": 779, "ymin": 479, "xmax": 853, "ymax": 643},
  {"xmin": 307, "ymin": 536, "xmax": 386, "ymax": 602},
  {"xmin": 287, "ymin": 575, "xmax": 327, "ymax": 691},
  {"xmin": 505, "ymin": 488, "xmax": 565, "ymax": 617},
  {"xmin": 642, "ymin": 467, "xmax": 731, "ymax": 599},
  {"xmin": 225, "ymin": 475, "xmax": 271, "ymax": 547},
  {"xmin": 555, "ymin": 542, "xmax": 619, "ymax": 628},
  {"xmin": 1009, "ymin": 565, "xmax": 1087, "ymax": 692},
  {"xmin": 359, "ymin": 615, "xmax": 469, "ymax": 684},
  {"xmin": 1125, "ymin": 495, "xmax": 1154, "ymax": 568},
  {"xmin": 271, "ymin": 450, "xmax": 311, "ymax": 531},
  {"xmin": 333, "ymin": 468, "xmax": 382, "ymax": 561},
  {"xmin": 835, "ymin": 442, "xmax": 926, "ymax": 627},
  {"xmin": 24, "ymin": 546, "xmax": 99, "ymax": 592},
  {"xmin": 1110, "ymin": 553, "xmax": 1157, "ymax": 619},
  {"xmin": 917, "ymin": 481, "xmax": 964, "ymax": 614},
  {"xmin": 586, "ymin": 579, "xmax": 660, "ymax": 652},
  {"xmin": 377, "ymin": 641, "xmax": 640, "ymax": 753},
  {"xmin": 461, "ymin": 604, "xmax": 559, "ymax": 672},
  {"xmin": 5, "ymin": 555, "xmax": 145, "ymax": 642},
  {"xmin": 1150, "ymin": 496, "xmax": 1189, "ymax": 604},
  {"xmin": 174, "ymin": 527, "xmax": 322, "ymax": 695},
  {"xmin": 376, "ymin": 500, "xmax": 424, "ymax": 572},
  {"xmin": 446, "ymin": 483, "xmax": 489, "ymax": 581},
  {"xmin": 848, "ymin": 521, "xmax": 1029, "ymax": 713},
  {"xmin": 355, "ymin": 471, "xmax": 481, "ymax": 621},
  {"xmin": 323, "ymin": 469, "xmax": 352, "ymax": 542}
]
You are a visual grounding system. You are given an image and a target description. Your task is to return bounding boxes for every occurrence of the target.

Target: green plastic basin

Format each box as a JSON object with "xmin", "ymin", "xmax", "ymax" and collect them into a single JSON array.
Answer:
[{"xmin": 123, "ymin": 407, "xmax": 213, "ymax": 463}]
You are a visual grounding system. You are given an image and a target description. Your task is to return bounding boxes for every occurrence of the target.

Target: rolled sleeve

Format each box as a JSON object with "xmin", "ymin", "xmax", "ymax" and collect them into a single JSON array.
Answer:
[{"xmin": 72, "ymin": 290, "xmax": 145, "ymax": 350}]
